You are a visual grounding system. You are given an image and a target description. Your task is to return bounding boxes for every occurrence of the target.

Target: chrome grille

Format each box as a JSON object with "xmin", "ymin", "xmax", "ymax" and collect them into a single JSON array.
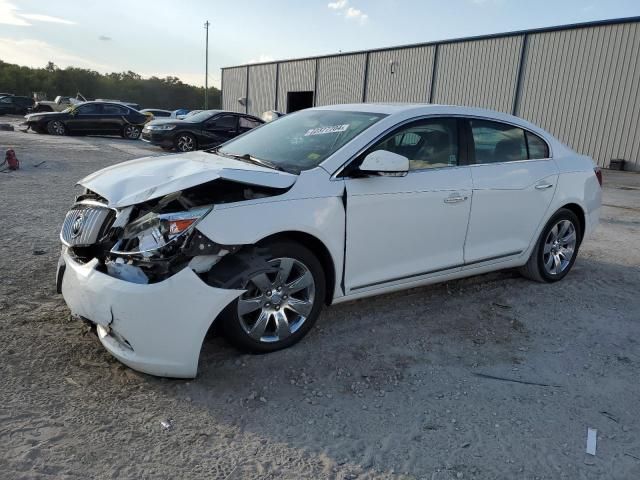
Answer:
[{"xmin": 60, "ymin": 203, "xmax": 115, "ymax": 247}]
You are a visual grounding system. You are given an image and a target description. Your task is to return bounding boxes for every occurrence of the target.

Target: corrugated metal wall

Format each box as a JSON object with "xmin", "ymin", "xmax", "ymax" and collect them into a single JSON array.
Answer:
[
  {"xmin": 365, "ymin": 46, "xmax": 436, "ymax": 102},
  {"xmin": 517, "ymin": 23, "xmax": 640, "ymax": 168},
  {"xmin": 316, "ymin": 53, "xmax": 367, "ymax": 105},
  {"xmin": 223, "ymin": 19, "xmax": 640, "ymax": 169},
  {"xmin": 433, "ymin": 36, "xmax": 523, "ymax": 113},
  {"xmin": 222, "ymin": 67, "xmax": 247, "ymax": 113},
  {"xmin": 247, "ymin": 63, "xmax": 277, "ymax": 116},
  {"xmin": 276, "ymin": 59, "xmax": 316, "ymax": 112}
]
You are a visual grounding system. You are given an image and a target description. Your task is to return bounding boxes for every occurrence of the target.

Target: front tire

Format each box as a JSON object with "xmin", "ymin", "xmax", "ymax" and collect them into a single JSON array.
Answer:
[
  {"xmin": 47, "ymin": 120, "xmax": 66, "ymax": 136},
  {"xmin": 213, "ymin": 242, "xmax": 326, "ymax": 353},
  {"xmin": 175, "ymin": 133, "xmax": 196, "ymax": 152},
  {"xmin": 520, "ymin": 208, "xmax": 581, "ymax": 283},
  {"xmin": 122, "ymin": 124, "xmax": 141, "ymax": 139}
]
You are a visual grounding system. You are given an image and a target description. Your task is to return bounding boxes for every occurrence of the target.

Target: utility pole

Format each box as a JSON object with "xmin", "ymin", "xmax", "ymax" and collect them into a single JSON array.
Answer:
[{"xmin": 204, "ymin": 20, "xmax": 210, "ymax": 109}]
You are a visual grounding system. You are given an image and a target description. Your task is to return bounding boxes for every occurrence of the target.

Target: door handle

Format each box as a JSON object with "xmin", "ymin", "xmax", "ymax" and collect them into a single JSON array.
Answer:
[
  {"xmin": 444, "ymin": 195, "xmax": 468, "ymax": 204},
  {"xmin": 535, "ymin": 183, "xmax": 554, "ymax": 190}
]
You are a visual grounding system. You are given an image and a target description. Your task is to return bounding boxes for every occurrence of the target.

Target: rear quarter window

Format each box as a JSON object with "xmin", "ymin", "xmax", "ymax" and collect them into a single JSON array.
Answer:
[{"xmin": 526, "ymin": 131, "xmax": 550, "ymax": 159}]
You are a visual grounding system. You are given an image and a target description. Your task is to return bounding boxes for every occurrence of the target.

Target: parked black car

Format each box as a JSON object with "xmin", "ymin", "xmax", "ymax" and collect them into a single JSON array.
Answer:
[
  {"xmin": 141, "ymin": 110, "xmax": 264, "ymax": 152},
  {"xmin": 0, "ymin": 95, "xmax": 34, "ymax": 115},
  {"xmin": 25, "ymin": 101, "xmax": 149, "ymax": 138}
]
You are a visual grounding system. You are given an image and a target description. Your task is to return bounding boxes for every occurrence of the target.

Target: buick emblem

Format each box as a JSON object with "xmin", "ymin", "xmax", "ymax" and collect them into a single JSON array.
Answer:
[{"xmin": 71, "ymin": 213, "xmax": 84, "ymax": 238}]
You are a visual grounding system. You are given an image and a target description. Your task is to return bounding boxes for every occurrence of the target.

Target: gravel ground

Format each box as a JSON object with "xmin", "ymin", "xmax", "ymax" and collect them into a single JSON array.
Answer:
[{"xmin": 1, "ymin": 122, "xmax": 640, "ymax": 479}]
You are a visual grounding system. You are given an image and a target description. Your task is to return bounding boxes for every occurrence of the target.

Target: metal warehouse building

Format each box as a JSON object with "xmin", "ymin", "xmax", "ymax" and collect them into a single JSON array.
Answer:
[{"xmin": 221, "ymin": 17, "xmax": 640, "ymax": 170}]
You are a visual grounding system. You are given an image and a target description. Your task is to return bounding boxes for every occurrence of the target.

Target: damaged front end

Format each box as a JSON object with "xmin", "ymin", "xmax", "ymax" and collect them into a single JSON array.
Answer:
[{"xmin": 60, "ymin": 180, "xmax": 285, "ymax": 286}]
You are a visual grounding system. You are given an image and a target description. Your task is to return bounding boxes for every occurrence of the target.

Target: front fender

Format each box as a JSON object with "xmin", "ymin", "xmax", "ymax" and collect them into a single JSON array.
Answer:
[{"xmin": 196, "ymin": 195, "xmax": 346, "ymax": 299}]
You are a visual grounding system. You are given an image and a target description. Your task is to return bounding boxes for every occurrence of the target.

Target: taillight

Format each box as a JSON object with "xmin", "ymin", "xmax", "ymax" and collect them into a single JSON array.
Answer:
[{"xmin": 594, "ymin": 167, "xmax": 603, "ymax": 187}]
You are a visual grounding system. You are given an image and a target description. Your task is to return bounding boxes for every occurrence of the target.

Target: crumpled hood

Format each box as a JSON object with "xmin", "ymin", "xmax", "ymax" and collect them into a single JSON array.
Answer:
[{"xmin": 79, "ymin": 151, "xmax": 297, "ymax": 208}]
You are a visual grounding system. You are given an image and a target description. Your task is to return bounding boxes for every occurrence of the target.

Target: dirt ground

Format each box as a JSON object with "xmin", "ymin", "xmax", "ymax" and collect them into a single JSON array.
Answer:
[{"xmin": 1, "ymin": 120, "xmax": 640, "ymax": 480}]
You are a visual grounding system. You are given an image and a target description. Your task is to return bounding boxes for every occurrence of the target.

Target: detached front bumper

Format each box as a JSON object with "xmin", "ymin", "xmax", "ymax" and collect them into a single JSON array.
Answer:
[{"xmin": 59, "ymin": 252, "xmax": 243, "ymax": 378}]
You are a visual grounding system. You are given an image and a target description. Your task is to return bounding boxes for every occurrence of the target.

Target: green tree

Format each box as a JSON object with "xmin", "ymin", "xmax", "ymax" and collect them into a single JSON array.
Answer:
[{"xmin": 0, "ymin": 60, "xmax": 221, "ymax": 110}]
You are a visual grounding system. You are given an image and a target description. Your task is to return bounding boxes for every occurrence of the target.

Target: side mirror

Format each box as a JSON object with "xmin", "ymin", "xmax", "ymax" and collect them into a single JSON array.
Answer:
[{"xmin": 359, "ymin": 150, "xmax": 409, "ymax": 176}]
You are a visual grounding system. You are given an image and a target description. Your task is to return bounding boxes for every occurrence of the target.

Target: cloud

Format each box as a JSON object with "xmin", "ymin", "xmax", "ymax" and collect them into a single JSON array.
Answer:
[
  {"xmin": 0, "ymin": 0, "xmax": 29, "ymax": 25},
  {"xmin": 18, "ymin": 13, "xmax": 75, "ymax": 24},
  {"xmin": 327, "ymin": 0, "xmax": 368, "ymax": 24},
  {"xmin": 99, "ymin": 35, "xmax": 112, "ymax": 41},
  {"xmin": 0, "ymin": 0, "xmax": 75, "ymax": 26},
  {"xmin": 345, "ymin": 6, "xmax": 368, "ymax": 23},
  {"xmin": 0, "ymin": 37, "xmax": 113, "ymax": 72},
  {"xmin": 328, "ymin": 0, "xmax": 347, "ymax": 9},
  {"xmin": 247, "ymin": 54, "xmax": 275, "ymax": 64}
]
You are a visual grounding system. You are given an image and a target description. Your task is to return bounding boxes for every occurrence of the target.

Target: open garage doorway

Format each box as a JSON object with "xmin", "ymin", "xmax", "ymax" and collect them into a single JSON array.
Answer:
[{"xmin": 286, "ymin": 91, "xmax": 314, "ymax": 113}]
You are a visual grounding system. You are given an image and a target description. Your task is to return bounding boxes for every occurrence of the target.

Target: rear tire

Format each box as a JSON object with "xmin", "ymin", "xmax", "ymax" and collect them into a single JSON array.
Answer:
[
  {"xmin": 520, "ymin": 208, "xmax": 582, "ymax": 283},
  {"xmin": 122, "ymin": 124, "xmax": 141, "ymax": 139},
  {"xmin": 212, "ymin": 242, "xmax": 326, "ymax": 353},
  {"xmin": 47, "ymin": 120, "xmax": 66, "ymax": 136}
]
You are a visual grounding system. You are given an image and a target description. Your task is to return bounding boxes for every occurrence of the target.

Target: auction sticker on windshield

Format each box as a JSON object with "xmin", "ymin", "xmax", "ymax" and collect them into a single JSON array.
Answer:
[{"xmin": 304, "ymin": 124, "xmax": 349, "ymax": 136}]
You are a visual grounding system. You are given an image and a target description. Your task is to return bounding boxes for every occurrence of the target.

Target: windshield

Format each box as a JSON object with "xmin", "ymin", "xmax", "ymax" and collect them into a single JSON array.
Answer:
[
  {"xmin": 217, "ymin": 110, "xmax": 386, "ymax": 173},
  {"xmin": 185, "ymin": 111, "xmax": 213, "ymax": 123}
]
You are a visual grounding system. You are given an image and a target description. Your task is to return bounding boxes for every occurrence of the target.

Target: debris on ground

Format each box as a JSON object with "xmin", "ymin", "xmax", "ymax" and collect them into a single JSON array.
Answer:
[
  {"xmin": 586, "ymin": 428, "xmax": 597, "ymax": 456},
  {"xmin": 600, "ymin": 411, "xmax": 620, "ymax": 423},
  {"xmin": 492, "ymin": 302, "xmax": 512, "ymax": 309},
  {"xmin": 160, "ymin": 419, "xmax": 173, "ymax": 431},
  {"xmin": 473, "ymin": 372, "xmax": 561, "ymax": 387}
]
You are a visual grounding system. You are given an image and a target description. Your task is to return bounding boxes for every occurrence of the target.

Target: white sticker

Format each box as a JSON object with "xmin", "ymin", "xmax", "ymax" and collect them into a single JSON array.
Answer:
[{"xmin": 304, "ymin": 124, "xmax": 349, "ymax": 136}]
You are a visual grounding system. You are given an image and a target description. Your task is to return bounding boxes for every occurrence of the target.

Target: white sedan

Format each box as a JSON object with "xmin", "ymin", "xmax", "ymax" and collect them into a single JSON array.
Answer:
[{"xmin": 57, "ymin": 103, "xmax": 602, "ymax": 377}]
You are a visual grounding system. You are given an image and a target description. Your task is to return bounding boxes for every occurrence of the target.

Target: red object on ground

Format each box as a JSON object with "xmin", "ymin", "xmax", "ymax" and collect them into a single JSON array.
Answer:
[{"xmin": 5, "ymin": 149, "xmax": 19, "ymax": 170}]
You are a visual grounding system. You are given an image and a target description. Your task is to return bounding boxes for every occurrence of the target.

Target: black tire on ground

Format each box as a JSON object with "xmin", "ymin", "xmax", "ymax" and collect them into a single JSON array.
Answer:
[
  {"xmin": 47, "ymin": 120, "xmax": 66, "ymax": 135},
  {"xmin": 519, "ymin": 208, "xmax": 582, "ymax": 283},
  {"xmin": 211, "ymin": 241, "xmax": 326, "ymax": 353},
  {"xmin": 174, "ymin": 133, "xmax": 197, "ymax": 152},
  {"xmin": 122, "ymin": 124, "xmax": 141, "ymax": 139}
]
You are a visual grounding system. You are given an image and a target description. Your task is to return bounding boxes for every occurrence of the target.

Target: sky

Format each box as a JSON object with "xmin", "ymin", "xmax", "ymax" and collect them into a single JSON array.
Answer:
[{"xmin": 1, "ymin": 0, "xmax": 639, "ymax": 88}]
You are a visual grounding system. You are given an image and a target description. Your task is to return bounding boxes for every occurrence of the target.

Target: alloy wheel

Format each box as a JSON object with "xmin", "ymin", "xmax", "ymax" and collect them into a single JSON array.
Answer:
[
  {"xmin": 49, "ymin": 121, "xmax": 65, "ymax": 135},
  {"xmin": 237, "ymin": 257, "xmax": 316, "ymax": 343},
  {"xmin": 542, "ymin": 219, "xmax": 577, "ymax": 275},
  {"xmin": 124, "ymin": 125, "xmax": 140, "ymax": 139},
  {"xmin": 177, "ymin": 135, "xmax": 195, "ymax": 152}
]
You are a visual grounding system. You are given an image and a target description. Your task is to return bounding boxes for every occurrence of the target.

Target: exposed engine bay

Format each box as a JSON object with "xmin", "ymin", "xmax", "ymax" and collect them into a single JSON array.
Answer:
[{"xmin": 61, "ymin": 180, "xmax": 288, "ymax": 284}]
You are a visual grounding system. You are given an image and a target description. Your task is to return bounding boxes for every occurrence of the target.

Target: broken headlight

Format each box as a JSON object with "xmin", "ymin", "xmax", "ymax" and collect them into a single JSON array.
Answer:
[{"xmin": 113, "ymin": 206, "xmax": 212, "ymax": 255}]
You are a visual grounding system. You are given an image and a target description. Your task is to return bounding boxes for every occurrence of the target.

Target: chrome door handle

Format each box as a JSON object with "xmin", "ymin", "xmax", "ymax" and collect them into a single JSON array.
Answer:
[
  {"xmin": 535, "ymin": 183, "xmax": 554, "ymax": 190},
  {"xmin": 444, "ymin": 195, "xmax": 468, "ymax": 204}
]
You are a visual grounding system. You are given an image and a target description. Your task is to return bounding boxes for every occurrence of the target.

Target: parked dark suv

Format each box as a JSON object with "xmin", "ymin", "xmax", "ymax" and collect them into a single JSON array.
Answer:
[
  {"xmin": 141, "ymin": 110, "xmax": 264, "ymax": 152},
  {"xmin": 0, "ymin": 96, "xmax": 34, "ymax": 115}
]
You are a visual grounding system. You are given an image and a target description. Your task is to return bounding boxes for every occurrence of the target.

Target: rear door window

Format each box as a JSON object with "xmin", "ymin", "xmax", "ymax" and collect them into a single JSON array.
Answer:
[
  {"xmin": 103, "ymin": 104, "xmax": 129, "ymax": 115},
  {"xmin": 239, "ymin": 116, "xmax": 262, "ymax": 131},
  {"xmin": 470, "ymin": 119, "xmax": 551, "ymax": 163},
  {"xmin": 77, "ymin": 104, "xmax": 102, "ymax": 114},
  {"xmin": 470, "ymin": 119, "xmax": 527, "ymax": 164},
  {"xmin": 207, "ymin": 115, "xmax": 237, "ymax": 130}
]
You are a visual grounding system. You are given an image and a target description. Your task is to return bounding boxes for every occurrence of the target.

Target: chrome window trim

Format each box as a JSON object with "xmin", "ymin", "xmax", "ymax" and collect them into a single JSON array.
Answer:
[{"xmin": 331, "ymin": 113, "xmax": 554, "ymax": 180}]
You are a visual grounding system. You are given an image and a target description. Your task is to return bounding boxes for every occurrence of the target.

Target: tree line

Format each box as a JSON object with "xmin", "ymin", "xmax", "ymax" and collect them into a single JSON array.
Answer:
[{"xmin": 0, "ymin": 61, "xmax": 220, "ymax": 110}]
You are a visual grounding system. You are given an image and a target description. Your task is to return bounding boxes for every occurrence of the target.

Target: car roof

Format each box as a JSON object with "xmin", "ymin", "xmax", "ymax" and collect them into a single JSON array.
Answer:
[{"xmin": 311, "ymin": 103, "xmax": 548, "ymax": 136}]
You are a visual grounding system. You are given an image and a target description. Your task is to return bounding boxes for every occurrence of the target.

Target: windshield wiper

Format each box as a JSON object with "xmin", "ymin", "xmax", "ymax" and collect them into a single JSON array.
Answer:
[{"xmin": 222, "ymin": 152, "xmax": 287, "ymax": 172}]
